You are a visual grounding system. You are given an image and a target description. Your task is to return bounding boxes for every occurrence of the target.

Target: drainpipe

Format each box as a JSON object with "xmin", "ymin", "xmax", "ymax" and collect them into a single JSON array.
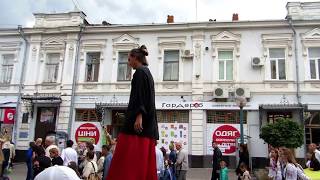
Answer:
[
  {"xmin": 67, "ymin": 25, "xmax": 85, "ymax": 137},
  {"xmin": 286, "ymin": 16, "xmax": 306, "ymax": 157},
  {"xmin": 13, "ymin": 25, "xmax": 29, "ymax": 144}
]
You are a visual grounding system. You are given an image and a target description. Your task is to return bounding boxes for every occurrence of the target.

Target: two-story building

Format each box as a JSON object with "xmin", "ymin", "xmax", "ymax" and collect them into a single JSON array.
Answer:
[{"xmin": 1, "ymin": 2, "xmax": 320, "ymax": 168}]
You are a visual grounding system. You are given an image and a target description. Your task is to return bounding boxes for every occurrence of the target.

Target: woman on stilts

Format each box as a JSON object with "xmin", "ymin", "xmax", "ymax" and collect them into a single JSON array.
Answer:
[{"xmin": 106, "ymin": 45, "xmax": 159, "ymax": 180}]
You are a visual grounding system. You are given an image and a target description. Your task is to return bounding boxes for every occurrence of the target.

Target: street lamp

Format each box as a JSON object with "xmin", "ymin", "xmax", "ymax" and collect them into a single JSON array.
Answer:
[{"xmin": 236, "ymin": 96, "xmax": 247, "ymax": 145}]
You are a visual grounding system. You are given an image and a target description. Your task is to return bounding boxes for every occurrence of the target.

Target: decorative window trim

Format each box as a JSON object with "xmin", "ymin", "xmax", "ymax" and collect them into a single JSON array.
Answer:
[
  {"xmin": 158, "ymin": 36, "xmax": 186, "ymax": 60},
  {"xmin": 301, "ymin": 28, "xmax": 320, "ymax": 56},
  {"xmin": 112, "ymin": 34, "xmax": 139, "ymax": 60},
  {"xmin": 261, "ymin": 33, "xmax": 293, "ymax": 57},
  {"xmin": 211, "ymin": 31, "xmax": 241, "ymax": 57},
  {"xmin": 40, "ymin": 37, "xmax": 66, "ymax": 62},
  {"xmin": 0, "ymin": 41, "xmax": 22, "ymax": 63},
  {"xmin": 80, "ymin": 39, "xmax": 106, "ymax": 61}
]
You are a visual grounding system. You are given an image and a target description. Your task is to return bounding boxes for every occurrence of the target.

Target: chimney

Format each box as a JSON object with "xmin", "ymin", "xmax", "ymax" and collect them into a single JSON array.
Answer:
[
  {"xmin": 167, "ymin": 15, "xmax": 174, "ymax": 23},
  {"xmin": 232, "ymin": 13, "xmax": 239, "ymax": 21}
]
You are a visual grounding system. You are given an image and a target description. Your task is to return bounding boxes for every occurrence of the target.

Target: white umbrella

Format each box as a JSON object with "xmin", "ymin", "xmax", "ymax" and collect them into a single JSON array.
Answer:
[{"xmin": 34, "ymin": 165, "xmax": 81, "ymax": 180}]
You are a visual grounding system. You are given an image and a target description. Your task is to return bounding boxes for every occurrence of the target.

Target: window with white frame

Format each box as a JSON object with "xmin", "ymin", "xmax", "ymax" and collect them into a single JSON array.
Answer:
[
  {"xmin": 308, "ymin": 47, "xmax": 320, "ymax": 80},
  {"xmin": 44, "ymin": 53, "xmax": 60, "ymax": 83},
  {"xmin": 117, "ymin": 52, "xmax": 131, "ymax": 81},
  {"xmin": 218, "ymin": 50, "xmax": 233, "ymax": 80},
  {"xmin": 269, "ymin": 48, "xmax": 286, "ymax": 80},
  {"xmin": 86, "ymin": 52, "xmax": 100, "ymax": 82},
  {"xmin": 0, "ymin": 54, "xmax": 14, "ymax": 84},
  {"xmin": 163, "ymin": 50, "xmax": 179, "ymax": 81}
]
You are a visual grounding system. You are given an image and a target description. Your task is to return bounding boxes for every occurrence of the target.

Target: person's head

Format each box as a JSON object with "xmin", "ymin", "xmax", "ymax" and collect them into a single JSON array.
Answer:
[
  {"xmin": 68, "ymin": 161, "xmax": 80, "ymax": 177},
  {"xmin": 29, "ymin": 141, "xmax": 36, "ymax": 149},
  {"xmin": 212, "ymin": 141, "xmax": 218, "ymax": 149},
  {"xmin": 86, "ymin": 151, "xmax": 95, "ymax": 161},
  {"xmin": 240, "ymin": 144, "xmax": 249, "ymax": 155},
  {"xmin": 220, "ymin": 161, "xmax": 227, "ymax": 169},
  {"xmin": 306, "ymin": 152, "xmax": 312, "ymax": 160},
  {"xmin": 66, "ymin": 140, "xmax": 74, "ymax": 148},
  {"xmin": 49, "ymin": 148, "xmax": 59, "ymax": 158},
  {"xmin": 309, "ymin": 143, "xmax": 317, "ymax": 152},
  {"xmin": 160, "ymin": 147, "xmax": 167, "ymax": 157},
  {"xmin": 45, "ymin": 136, "xmax": 55, "ymax": 147},
  {"xmin": 270, "ymin": 148, "xmax": 279, "ymax": 160},
  {"xmin": 101, "ymin": 145, "xmax": 111, "ymax": 156},
  {"xmin": 175, "ymin": 142, "xmax": 182, "ymax": 151},
  {"xmin": 239, "ymin": 162, "xmax": 248, "ymax": 172},
  {"xmin": 87, "ymin": 142, "xmax": 95, "ymax": 152},
  {"xmin": 128, "ymin": 45, "xmax": 148, "ymax": 69},
  {"xmin": 35, "ymin": 138, "xmax": 43, "ymax": 146},
  {"xmin": 34, "ymin": 145, "xmax": 45, "ymax": 157},
  {"xmin": 281, "ymin": 148, "xmax": 296, "ymax": 164},
  {"xmin": 169, "ymin": 143, "xmax": 175, "ymax": 151}
]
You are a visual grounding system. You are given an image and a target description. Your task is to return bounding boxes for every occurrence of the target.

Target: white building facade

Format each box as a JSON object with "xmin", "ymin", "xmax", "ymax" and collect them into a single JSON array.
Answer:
[{"xmin": 1, "ymin": 2, "xmax": 320, "ymax": 168}]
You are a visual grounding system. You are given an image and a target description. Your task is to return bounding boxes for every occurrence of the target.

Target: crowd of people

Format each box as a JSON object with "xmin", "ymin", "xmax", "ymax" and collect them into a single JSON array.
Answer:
[{"xmin": 24, "ymin": 132, "xmax": 116, "ymax": 180}]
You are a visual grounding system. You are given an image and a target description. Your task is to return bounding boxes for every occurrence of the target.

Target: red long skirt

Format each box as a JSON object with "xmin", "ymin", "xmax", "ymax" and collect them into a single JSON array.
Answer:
[{"xmin": 106, "ymin": 133, "xmax": 157, "ymax": 180}]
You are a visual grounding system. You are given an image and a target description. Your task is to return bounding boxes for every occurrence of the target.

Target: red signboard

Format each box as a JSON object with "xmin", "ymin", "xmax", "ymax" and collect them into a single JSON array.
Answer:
[
  {"xmin": 75, "ymin": 123, "xmax": 100, "ymax": 144},
  {"xmin": 212, "ymin": 125, "xmax": 240, "ymax": 154},
  {"xmin": 3, "ymin": 108, "xmax": 15, "ymax": 124}
]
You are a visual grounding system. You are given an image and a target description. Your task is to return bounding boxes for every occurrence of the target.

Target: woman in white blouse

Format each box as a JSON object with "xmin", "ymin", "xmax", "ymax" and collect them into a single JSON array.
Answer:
[{"xmin": 82, "ymin": 151, "xmax": 98, "ymax": 180}]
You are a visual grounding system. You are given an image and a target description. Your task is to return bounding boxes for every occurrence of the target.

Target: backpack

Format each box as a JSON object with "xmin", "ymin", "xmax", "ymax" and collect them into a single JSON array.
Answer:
[{"xmin": 87, "ymin": 162, "xmax": 101, "ymax": 180}]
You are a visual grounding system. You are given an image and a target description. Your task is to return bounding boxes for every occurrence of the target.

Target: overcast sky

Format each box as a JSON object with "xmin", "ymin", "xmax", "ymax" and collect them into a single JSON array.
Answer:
[{"xmin": 0, "ymin": 0, "xmax": 315, "ymax": 27}]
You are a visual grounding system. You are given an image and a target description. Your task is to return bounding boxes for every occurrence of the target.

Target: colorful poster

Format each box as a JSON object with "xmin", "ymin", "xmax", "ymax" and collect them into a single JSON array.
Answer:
[
  {"xmin": 40, "ymin": 109, "xmax": 54, "ymax": 123},
  {"xmin": 73, "ymin": 122, "xmax": 103, "ymax": 152},
  {"xmin": 207, "ymin": 124, "xmax": 247, "ymax": 156},
  {"xmin": 3, "ymin": 108, "xmax": 15, "ymax": 124},
  {"xmin": 158, "ymin": 123, "xmax": 188, "ymax": 152}
]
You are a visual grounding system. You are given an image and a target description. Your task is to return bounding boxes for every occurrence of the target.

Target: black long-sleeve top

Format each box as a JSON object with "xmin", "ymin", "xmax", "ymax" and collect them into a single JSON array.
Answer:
[{"xmin": 122, "ymin": 66, "xmax": 159, "ymax": 140}]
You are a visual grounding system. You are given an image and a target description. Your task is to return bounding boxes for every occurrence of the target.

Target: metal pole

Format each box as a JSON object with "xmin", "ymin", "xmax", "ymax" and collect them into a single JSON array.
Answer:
[{"xmin": 240, "ymin": 106, "xmax": 244, "ymax": 144}]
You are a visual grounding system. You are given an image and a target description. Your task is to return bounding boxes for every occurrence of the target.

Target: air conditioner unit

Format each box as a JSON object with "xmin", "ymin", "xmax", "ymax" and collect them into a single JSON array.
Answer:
[
  {"xmin": 251, "ymin": 57, "xmax": 264, "ymax": 67},
  {"xmin": 213, "ymin": 88, "xmax": 228, "ymax": 98},
  {"xmin": 235, "ymin": 87, "xmax": 251, "ymax": 98},
  {"xmin": 182, "ymin": 49, "xmax": 193, "ymax": 59}
]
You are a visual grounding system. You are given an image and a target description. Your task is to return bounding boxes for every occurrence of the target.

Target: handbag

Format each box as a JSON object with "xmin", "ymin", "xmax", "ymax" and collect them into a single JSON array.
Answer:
[{"xmin": 87, "ymin": 162, "xmax": 101, "ymax": 180}]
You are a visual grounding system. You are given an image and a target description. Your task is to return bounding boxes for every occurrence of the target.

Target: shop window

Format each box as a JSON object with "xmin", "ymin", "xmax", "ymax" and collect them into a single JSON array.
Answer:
[
  {"xmin": 117, "ymin": 52, "xmax": 131, "ymax": 81},
  {"xmin": 207, "ymin": 110, "xmax": 247, "ymax": 124},
  {"xmin": 267, "ymin": 112, "xmax": 292, "ymax": 123},
  {"xmin": 157, "ymin": 110, "xmax": 189, "ymax": 123},
  {"xmin": 163, "ymin": 50, "xmax": 179, "ymax": 81},
  {"xmin": 86, "ymin": 52, "xmax": 100, "ymax": 82},
  {"xmin": 75, "ymin": 109, "xmax": 99, "ymax": 122}
]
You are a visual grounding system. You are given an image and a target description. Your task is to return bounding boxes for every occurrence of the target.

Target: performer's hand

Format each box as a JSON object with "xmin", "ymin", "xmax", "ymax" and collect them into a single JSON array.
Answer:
[{"xmin": 134, "ymin": 113, "xmax": 143, "ymax": 133}]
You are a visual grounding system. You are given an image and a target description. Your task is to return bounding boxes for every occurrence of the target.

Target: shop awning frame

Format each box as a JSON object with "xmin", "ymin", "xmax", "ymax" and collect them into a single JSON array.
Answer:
[{"xmin": 259, "ymin": 104, "xmax": 306, "ymax": 111}]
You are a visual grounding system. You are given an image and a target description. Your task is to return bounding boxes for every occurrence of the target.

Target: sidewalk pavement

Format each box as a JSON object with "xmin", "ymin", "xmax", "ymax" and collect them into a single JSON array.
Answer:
[{"xmin": 8, "ymin": 163, "xmax": 239, "ymax": 180}]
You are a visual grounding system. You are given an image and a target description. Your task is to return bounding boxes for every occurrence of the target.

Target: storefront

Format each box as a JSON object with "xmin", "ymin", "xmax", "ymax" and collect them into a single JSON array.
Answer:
[{"xmin": 0, "ymin": 96, "xmax": 17, "ymax": 139}]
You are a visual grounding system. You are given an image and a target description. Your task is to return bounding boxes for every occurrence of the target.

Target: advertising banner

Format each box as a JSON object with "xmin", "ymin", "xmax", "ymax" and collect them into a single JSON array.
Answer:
[
  {"xmin": 73, "ymin": 122, "xmax": 103, "ymax": 151},
  {"xmin": 207, "ymin": 124, "xmax": 247, "ymax": 156},
  {"xmin": 3, "ymin": 108, "xmax": 15, "ymax": 124},
  {"xmin": 158, "ymin": 123, "xmax": 189, "ymax": 152}
]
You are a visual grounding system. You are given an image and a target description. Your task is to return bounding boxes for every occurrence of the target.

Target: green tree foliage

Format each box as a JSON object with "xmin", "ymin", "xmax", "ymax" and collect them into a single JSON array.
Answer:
[{"xmin": 259, "ymin": 118, "xmax": 304, "ymax": 148}]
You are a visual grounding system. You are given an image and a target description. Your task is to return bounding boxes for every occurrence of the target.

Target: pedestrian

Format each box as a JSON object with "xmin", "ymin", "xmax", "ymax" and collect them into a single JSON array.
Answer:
[
  {"xmin": 219, "ymin": 161, "xmax": 229, "ymax": 180},
  {"xmin": 35, "ymin": 138, "xmax": 43, "ymax": 147},
  {"xmin": 162, "ymin": 160, "xmax": 174, "ymax": 180},
  {"xmin": 168, "ymin": 142, "xmax": 177, "ymax": 180},
  {"xmin": 236, "ymin": 144, "xmax": 249, "ymax": 180},
  {"xmin": 26, "ymin": 142, "xmax": 36, "ymax": 180},
  {"xmin": 0, "ymin": 138, "xmax": 5, "ymax": 178},
  {"xmin": 45, "ymin": 136, "xmax": 59, "ymax": 158},
  {"xmin": 49, "ymin": 148, "xmax": 63, "ymax": 166},
  {"xmin": 61, "ymin": 140, "xmax": 78, "ymax": 166},
  {"xmin": 308, "ymin": 143, "xmax": 320, "ymax": 163},
  {"xmin": 309, "ymin": 152, "xmax": 320, "ymax": 171},
  {"xmin": 8, "ymin": 138, "xmax": 15, "ymax": 170},
  {"xmin": 211, "ymin": 141, "xmax": 222, "ymax": 180},
  {"xmin": 107, "ymin": 45, "xmax": 159, "ymax": 180},
  {"xmin": 102, "ymin": 145, "xmax": 113, "ymax": 180},
  {"xmin": 97, "ymin": 145, "xmax": 108, "ymax": 178},
  {"xmin": 156, "ymin": 144, "xmax": 165, "ymax": 179},
  {"xmin": 33, "ymin": 145, "xmax": 51, "ymax": 178},
  {"xmin": 268, "ymin": 148, "xmax": 278, "ymax": 179},
  {"xmin": 1, "ymin": 135, "xmax": 11, "ymax": 176},
  {"xmin": 276, "ymin": 148, "xmax": 310, "ymax": 180},
  {"xmin": 175, "ymin": 142, "xmax": 188, "ymax": 180},
  {"xmin": 68, "ymin": 161, "xmax": 81, "ymax": 178},
  {"xmin": 82, "ymin": 151, "xmax": 98, "ymax": 180},
  {"xmin": 239, "ymin": 163, "xmax": 251, "ymax": 180}
]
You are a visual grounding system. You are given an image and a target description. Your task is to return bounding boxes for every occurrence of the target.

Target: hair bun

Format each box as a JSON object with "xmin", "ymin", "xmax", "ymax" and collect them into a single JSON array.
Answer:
[{"xmin": 139, "ymin": 45, "xmax": 148, "ymax": 56}]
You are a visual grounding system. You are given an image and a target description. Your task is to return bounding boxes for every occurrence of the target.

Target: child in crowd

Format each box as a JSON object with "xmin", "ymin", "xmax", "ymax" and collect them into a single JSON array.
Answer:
[
  {"xmin": 219, "ymin": 161, "xmax": 229, "ymax": 180},
  {"xmin": 240, "ymin": 163, "xmax": 251, "ymax": 180}
]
